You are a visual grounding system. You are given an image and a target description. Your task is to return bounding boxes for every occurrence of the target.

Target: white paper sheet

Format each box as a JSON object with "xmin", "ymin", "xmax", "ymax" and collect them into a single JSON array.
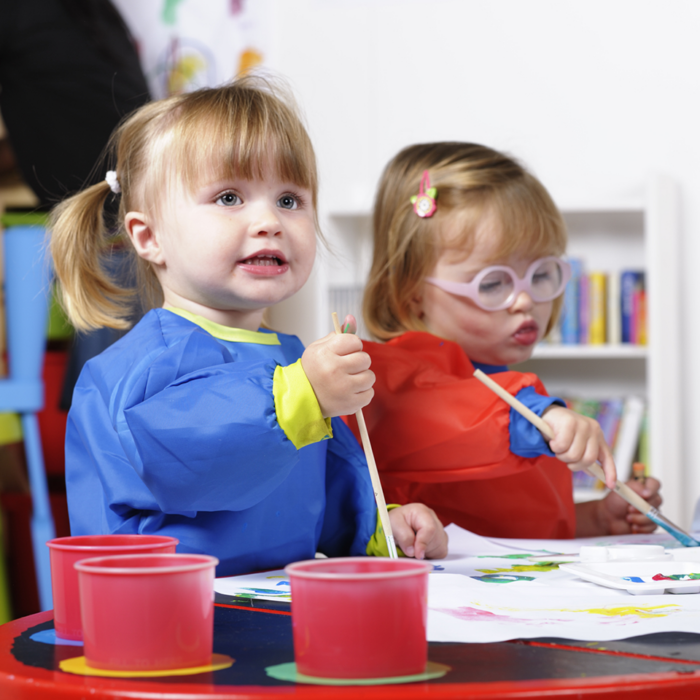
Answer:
[
  {"xmin": 213, "ymin": 525, "xmax": 700, "ymax": 643},
  {"xmin": 427, "ymin": 573, "xmax": 700, "ymax": 642},
  {"xmin": 215, "ymin": 569, "xmax": 291, "ymax": 602}
]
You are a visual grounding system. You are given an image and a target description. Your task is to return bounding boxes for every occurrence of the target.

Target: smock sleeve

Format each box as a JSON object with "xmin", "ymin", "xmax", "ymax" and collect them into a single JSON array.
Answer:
[
  {"xmin": 316, "ymin": 417, "xmax": 378, "ymax": 557},
  {"xmin": 510, "ymin": 386, "xmax": 566, "ymax": 457},
  {"xmin": 119, "ymin": 328, "xmax": 326, "ymax": 514},
  {"xmin": 352, "ymin": 332, "xmax": 559, "ymax": 483}
]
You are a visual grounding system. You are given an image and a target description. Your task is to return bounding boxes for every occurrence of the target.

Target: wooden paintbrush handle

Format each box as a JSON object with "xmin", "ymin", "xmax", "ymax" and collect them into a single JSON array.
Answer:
[
  {"xmin": 585, "ymin": 462, "xmax": 651, "ymax": 515},
  {"xmin": 332, "ymin": 313, "xmax": 398, "ymax": 558},
  {"xmin": 473, "ymin": 369, "xmax": 648, "ymax": 511}
]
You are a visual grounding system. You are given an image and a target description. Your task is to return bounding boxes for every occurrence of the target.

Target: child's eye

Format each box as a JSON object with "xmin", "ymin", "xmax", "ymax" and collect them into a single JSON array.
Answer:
[
  {"xmin": 278, "ymin": 194, "xmax": 299, "ymax": 210},
  {"xmin": 479, "ymin": 280, "xmax": 503, "ymax": 294},
  {"xmin": 216, "ymin": 192, "xmax": 240, "ymax": 207}
]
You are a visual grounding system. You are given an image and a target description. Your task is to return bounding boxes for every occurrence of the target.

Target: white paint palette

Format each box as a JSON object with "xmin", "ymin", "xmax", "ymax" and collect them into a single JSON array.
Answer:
[{"xmin": 560, "ymin": 561, "xmax": 700, "ymax": 595}]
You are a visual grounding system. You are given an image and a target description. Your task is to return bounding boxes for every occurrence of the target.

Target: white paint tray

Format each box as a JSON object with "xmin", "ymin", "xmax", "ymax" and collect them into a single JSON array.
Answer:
[{"xmin": 560, "ymin": 561, "xmax": 700, "ymax": 595}]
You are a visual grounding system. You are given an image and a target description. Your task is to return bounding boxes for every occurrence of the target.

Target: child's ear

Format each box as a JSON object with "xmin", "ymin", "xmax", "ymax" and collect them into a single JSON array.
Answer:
[
  {"xmin": 408, "ymin": 291, "xmax": 424, "ymax": 320},
  {"xmin": 124, "ymin": 211, "xmax": 164, "ymax": 265}
]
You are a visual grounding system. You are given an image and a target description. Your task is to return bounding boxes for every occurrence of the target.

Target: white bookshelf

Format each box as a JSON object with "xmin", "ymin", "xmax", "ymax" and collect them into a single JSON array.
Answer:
[
  {"xmin": 271, "ymin": 175, "xmax": 683, "ymax": 525},
  {"xmin": 516, "ymin": 176, "xmax": 682, "ymax": 522}
]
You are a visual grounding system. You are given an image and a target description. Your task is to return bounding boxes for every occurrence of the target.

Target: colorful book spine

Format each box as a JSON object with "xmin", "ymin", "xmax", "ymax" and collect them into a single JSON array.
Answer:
[
  {"xmin": 560, "ymin": 259, "xmax": 582, "ymax": 344},
  {"xmin": 620, "ymin": 271, "xmax": 642, "ymax": 343},
  {"xmin": 607, "ymin": 271, "xmax": 621, "ymax": 344},
  {"xmin": 578, "ymin": 274, "xmax": 590, "ymax": 345},
  {"xmin": 635, "ymin": 274, "xmax": 647, "ymax": 345},
  {"xmin": 597, "ymin": 398, "xmax": 624, "ymax": 448},
  {"xmin": 588, "ymin": 272, "xmax": 607, "ymax": 344},
  {"xmin": 637, "ymin": 410, "xmax": 650, "ymax": 472}
]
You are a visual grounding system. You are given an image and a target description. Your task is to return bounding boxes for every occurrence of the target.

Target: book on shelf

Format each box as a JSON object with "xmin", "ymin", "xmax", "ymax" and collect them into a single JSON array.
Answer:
[
  {"xmin": 588, "ymin": 272, "xmax": 606, "ymax": 345},
  {"xmin": 549, "ymin": 262, "xmax": 647, "ymax": 346},
  {"xmin": 620, "ymin": 270, "xmax": 646, "ymax": 345},
  {"xmin": 560, "ymin": 259, "xmax": 582, "ymax": 344},
  {"xmin": 612, "ymin": 395, "xmax": 646, "ymax": 482},
  {"xmin": 566, "ymin": 395, "xmax": 647, "ymax": 492}
]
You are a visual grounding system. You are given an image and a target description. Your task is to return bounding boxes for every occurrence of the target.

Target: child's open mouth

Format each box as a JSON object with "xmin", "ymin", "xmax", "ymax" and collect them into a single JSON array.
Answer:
[
  {"xmin": 238, "ymin": 252, "xmax": 289, "ymax": 275},
  {"xmin": 513, "ymin": 321, "xmax": 539, "ymax": 346}
]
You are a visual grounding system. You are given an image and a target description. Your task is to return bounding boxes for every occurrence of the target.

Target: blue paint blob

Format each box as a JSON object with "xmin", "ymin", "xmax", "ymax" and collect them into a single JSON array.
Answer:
[{"xmin": 31, "ymin": 629, "xmax": 83, "ymax": 646}]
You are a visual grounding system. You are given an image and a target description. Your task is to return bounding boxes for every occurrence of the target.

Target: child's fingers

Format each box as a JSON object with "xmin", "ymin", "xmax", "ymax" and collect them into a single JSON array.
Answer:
[
  {"xmin": 328, "ymin": 333, "xmax": 364, "ymax": 356},
  {"xmin": 388, "ymin": 508, "xmax": 417, "ymax": 558},
  {"xmin": 552, "ymin": 427, "xmax": 588, "ymax": 464},
  {"xmin": 624, "ymin": 477, "xmax": 662, "ymax": 514},
  {"xmin": 597, "ymin": 444, "xmax": 617, "ymax": 489},
  {"xmin": 390, "ymin": 504, "xmax": 448, "ymax": 560},
  {"xmin": 416, "ymin": 517, "xmax": 449, "ymax": 560},
  {"xmin": 353, "ymin": 385, "xmax": 375, "ymax": 410},
  {"xmin": 335, "ymin": 349, "xmax": 372, "ymax": 376}
]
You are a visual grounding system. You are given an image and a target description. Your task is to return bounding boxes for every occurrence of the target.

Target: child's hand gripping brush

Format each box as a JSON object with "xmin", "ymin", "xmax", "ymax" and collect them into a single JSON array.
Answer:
[
  {"xmin": 473, "ymin": 369, "xmax": 699, "ymax": 548},
  {"xmin": 332, "ymin": 312, "xmax": 399, "ymax": 559}
]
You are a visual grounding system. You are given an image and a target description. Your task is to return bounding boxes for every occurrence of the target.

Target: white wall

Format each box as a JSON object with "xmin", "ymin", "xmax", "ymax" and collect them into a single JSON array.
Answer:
[{"xmin": 265, "ymin": 0, "xmax": 700, "ymax": 526}]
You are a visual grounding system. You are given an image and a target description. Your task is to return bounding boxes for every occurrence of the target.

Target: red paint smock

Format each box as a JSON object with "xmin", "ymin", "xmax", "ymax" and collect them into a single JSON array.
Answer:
[{"xmin": 346, "ymin": 331, "xmax": 576, "ymax": 539}]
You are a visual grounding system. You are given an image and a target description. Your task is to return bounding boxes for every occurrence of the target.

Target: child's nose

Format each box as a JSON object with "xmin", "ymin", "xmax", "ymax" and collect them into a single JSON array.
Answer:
[
  {"xmin": 250, "ymin": 203, "xmax": 282, "ymax": 237},
  {"xmin": 509, "ymin": 291, "xmax": 535, "ymax": 312}
]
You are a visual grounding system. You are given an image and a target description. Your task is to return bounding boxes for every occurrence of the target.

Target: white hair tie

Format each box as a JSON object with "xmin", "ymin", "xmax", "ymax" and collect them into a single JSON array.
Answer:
[{"xmin": 105, "ymin": 170, "xmax": 121, "ymax": 194}]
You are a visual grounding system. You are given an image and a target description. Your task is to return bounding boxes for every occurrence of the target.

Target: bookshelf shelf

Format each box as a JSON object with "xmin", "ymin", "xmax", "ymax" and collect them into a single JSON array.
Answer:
[{"xmin": 532, "ymin": 344, "xmax": 648, "ymax": 360}]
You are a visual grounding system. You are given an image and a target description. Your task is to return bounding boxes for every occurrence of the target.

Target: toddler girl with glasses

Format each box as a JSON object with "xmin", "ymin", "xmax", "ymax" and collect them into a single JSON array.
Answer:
[
  {"xmin": 350, "ymin": 141, "xmax": 661, "ymax": 539},
  {"xmin": 49, "ymin": 79, "xmax": 447, "ymax": 575}
]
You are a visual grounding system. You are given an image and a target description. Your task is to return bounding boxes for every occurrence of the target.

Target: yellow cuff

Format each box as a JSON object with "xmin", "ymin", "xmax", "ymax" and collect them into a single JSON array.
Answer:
[
  {"xmin": 0, "ymin": 413, "xmax": 22, "ymax": 445},
  {"xmin": 366, "ymin": 504, "xmax": 406, "ymax": 557},
  {"xmin": 273, "ymin": 360, "xmax": 332, "ymax": 449}
]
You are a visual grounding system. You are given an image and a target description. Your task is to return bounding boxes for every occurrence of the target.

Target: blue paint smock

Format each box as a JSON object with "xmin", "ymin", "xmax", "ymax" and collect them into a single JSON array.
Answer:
[{"xmin": 66, "ymin": 308, "xmax": 378, "ymax": 576}]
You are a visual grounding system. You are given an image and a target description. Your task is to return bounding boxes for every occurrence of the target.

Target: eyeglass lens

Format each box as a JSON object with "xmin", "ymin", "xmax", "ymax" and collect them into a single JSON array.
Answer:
[{"xmin": 477, "ymin": 259, "xmax": 565, "ymax": 309}]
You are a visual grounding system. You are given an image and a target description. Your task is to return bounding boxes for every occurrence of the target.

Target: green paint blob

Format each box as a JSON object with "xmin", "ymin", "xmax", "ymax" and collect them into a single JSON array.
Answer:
[
  {"xmin": 162, "ymin": 0, "xmax": 185, "ymax": 25},
  {"xmin": 265, "ymin": 661, "xmax": 450, "ymax": 685}
]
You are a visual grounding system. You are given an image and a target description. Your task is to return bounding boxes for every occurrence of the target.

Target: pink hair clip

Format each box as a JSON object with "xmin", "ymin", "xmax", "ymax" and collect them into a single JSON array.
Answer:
[{"xmin": 410, "ymin": 170, "xmax": 437, "ymax": 218}]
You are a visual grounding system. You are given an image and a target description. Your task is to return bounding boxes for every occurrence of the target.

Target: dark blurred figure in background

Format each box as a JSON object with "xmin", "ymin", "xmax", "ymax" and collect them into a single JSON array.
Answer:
[{"xmin": 0, "ymin": 0, "xmax": 151, "ymax": 408}]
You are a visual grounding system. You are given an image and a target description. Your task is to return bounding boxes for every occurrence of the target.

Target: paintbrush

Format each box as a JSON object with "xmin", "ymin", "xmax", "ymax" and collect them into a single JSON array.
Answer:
[
  {"xmin": 332, "ymin": 312, "xmax": 398, "ymax": 559},
  {"xmin": 473, "ymin": 368, "xmax": 699, "ymax": 548}
]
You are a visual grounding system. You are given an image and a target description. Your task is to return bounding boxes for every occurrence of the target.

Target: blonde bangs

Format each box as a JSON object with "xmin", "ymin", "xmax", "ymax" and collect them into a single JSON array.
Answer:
[
  {"xmin": 146, "ymin": 81, "xmax": 317, "ymax": 212},
  {"xmin": 488, "ymin": 177, "xmax": 567, "ymax": 261}
]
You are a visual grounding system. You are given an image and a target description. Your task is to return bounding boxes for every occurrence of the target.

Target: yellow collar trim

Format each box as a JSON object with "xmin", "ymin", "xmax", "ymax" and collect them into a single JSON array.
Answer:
[{"xmin": 166, "ymin": 307, "xmax": 280, "ymax": 345}]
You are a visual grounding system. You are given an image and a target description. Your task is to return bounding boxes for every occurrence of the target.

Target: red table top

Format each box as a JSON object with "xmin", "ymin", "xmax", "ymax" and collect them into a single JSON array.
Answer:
[{"xmin": 3, "ymin": 602, "xmax": 700, "ymax": 699}]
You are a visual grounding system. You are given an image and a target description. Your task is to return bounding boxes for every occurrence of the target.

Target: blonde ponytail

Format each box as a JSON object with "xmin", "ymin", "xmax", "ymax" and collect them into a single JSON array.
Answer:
[{"xmin": 49, "ymin": 181, "xmax": 137, "ymax": 331}]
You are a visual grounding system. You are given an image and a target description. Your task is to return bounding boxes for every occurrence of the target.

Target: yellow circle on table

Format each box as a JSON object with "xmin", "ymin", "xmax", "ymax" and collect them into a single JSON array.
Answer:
[{"xmin": 59, "ymin": 653, "xmax": 234, "ymax": 677}]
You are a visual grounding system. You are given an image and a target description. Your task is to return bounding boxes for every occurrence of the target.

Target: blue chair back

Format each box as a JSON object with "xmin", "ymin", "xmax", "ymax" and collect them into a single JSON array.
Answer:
[
  {"xmin": 0, "ymin": 225, "xmax": 54, "ymax": 610},
  {"xmin": 0, "ymin": 226, "xmax": 49, "ymax": 410}
]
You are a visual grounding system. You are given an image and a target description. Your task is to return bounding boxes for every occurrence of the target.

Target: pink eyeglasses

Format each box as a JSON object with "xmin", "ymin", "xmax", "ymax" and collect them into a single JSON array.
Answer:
[{"xmin": 425, "ymin": 256, "xmax": 572, "ymax": 311}]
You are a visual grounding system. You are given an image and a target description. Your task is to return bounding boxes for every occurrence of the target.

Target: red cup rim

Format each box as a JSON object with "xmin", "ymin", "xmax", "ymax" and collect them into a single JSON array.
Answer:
[
  {"xmin": 47, "ymin": 535, "xmax": 179, "ymax": 552},
  {"xmin": 74, "ymin": 553, "xmax": 218, "ymax": 575},
  {"xmin": 285, "ymin": 557, "xmax": 432, "ymax": 581}
]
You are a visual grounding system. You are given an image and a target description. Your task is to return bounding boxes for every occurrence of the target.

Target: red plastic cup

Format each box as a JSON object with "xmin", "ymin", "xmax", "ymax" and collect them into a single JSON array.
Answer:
[
  {"xmin": 75, "ymin": 553, "xmax": 218, "ymax": 671},
  {"xmin": 46, "ymin": 535, "xmax": 178, "ymax": 640},
  {"xmin": 285, "ymin": 557, "xmax": 431, "ymax": 679}
]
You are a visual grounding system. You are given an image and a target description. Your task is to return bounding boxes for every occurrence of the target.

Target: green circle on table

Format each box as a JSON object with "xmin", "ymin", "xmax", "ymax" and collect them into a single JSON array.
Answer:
[{"xmin": 265, "ymin": 660, "xmax": 450, "ymax": 685}]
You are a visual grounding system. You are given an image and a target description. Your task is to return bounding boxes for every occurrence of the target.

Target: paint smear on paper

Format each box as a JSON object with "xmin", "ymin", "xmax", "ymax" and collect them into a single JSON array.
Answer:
[
  {"xmin": 560, "ymin": 605, "xmax": 679, "ymax": 619},
  {"xmin": 435, "ymin": 606, "xmax": 531, "ymax": 623},
  {"xmin": 477, "ymin": 562, "xmax": 560, "ymax": 574},
  {"xmin": 472, "ymin": 574, "xmax": 535, "ymax": 584}
]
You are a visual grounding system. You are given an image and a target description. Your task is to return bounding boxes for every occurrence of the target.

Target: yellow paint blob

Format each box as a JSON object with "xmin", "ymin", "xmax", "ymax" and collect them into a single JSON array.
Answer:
[{"xmin": 562, "ymin": 605, "xmax": 679, "ymax": 619}]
